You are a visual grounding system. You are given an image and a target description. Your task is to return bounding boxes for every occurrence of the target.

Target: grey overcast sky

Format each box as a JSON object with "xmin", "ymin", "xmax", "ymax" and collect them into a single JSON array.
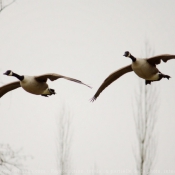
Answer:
[{"xmin": 1, "ymin": 0, "xmax": 175, "ymax": 175}]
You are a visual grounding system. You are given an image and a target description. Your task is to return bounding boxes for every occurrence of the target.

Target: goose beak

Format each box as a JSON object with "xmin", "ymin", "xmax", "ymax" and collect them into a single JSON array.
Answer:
[
  {"xmin": 123, "ymin": 53, "xmax": 128, "ymax": 57},
  {"xmin": 3, "ymin": 73, "xmax": 6, "ymax": 75}
]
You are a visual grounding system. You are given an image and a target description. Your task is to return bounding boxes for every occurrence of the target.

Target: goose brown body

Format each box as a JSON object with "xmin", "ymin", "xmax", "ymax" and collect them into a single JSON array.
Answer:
[{"xmin": 20, "ymin": 76, "xmax": 49, "ymax": 95}]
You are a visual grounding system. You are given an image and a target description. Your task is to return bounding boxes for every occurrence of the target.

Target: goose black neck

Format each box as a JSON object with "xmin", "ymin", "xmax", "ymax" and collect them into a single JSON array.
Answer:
[
  {"xmin": 12, "ymin": 72, "xmax": 24, "ymax": 81},
  {"xmin": 129, "ymin": 54, "xmax": 136, "ymax": 62}
]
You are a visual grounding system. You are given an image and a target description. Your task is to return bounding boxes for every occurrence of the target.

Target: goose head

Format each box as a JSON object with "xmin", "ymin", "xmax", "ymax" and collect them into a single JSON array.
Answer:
[
  {"xmin": 123, "ymin": 51, "xmax": 136, "ymax": 62},
  {"xmin": 3, "ymin": 70, "xmax": 13, "ymax": 76},
  {"xmin": 123, "ymin": 51, "xmax": 131, "ymax": 57},
  {"xmin": 3, "ymin": 70, "xmax": 24, "ymax": 81}
]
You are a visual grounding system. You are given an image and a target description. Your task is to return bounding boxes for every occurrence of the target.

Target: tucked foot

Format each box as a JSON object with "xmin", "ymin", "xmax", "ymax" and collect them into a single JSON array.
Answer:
[
  {"xmin": 160, "ymin": 73, "xmax": 171, "ymax": 80},
  {"xmin": 145, "ymin": 80, "xmax": 152, "ymax": 85},
  {"xmin": 164, "ymin": 75, "xmax": 171, "ymax": 80}
]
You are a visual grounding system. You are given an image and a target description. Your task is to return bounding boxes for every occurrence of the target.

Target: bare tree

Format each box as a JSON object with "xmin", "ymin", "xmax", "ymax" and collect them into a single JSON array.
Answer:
[
  {"xmin": 0, "ymin": 144, "xmax": 30, "ymax": 175},
  {"xmin": 56, "ymin": 105, "xmax": 72, "ymax": 175},
  {"xmin": 0, "ymin": 75, "xmax": 31, "ymax": 175},
  {"xmin": 0, "ymin": 0, "xmax": 15, "ymax": 13},
  {"xmin": 133, "ymin": 42, "xmax": 158, "ymax": 175},
  {"xmin": 92, "ymin": 163, "xmax": 100, "ymax": 175}
]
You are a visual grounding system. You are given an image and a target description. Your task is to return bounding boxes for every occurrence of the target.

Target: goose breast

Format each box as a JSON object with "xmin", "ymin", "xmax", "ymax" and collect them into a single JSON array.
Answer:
[
  {"xmin": 132, "ymin": 59, "xmax": 159, "ymax": 80},
  {"xmin": 20, "ymin": 76, "xmax": 48, "ymax": 95}
]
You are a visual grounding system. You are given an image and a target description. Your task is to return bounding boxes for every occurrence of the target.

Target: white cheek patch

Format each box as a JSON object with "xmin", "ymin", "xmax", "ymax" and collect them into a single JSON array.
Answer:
[
  {"xmin": 9, "ymin": 71, "xmax": 13, "ymax": 76},
  {"xmin": 128, "ymin": 53, "xmax": 131, "ymax": 57}
]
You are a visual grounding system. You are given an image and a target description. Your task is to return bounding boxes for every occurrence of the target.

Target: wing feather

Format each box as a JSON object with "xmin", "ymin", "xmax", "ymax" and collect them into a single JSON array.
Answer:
[
  {"xmin": 147, "ymin": 54, "xmax": 175, "ymax": 65},
  {"xmin": 91, "ymin": 64, "xmax": 133, "ymax": 102},
  {"xmin": 0, "ymin": 81, "xmax": 21, "ymax": 98},
  {"xmin": 35, "ymin": 74, "xmax": 91, "ymax": 88}
]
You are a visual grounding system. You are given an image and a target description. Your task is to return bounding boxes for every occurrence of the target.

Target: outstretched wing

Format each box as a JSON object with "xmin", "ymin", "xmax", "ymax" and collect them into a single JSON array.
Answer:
[
  {"xmin": 35, "ymin": 73, "xmax": 91, "ymax": 88},
  {"xmin": 147, "ymin": 54, "xmax": 175, "ymax": 65},
  {"xmin": 0, "ymin": 81, "xmax": 21, "ymax": 98},
  {"xmin": 91, "ymin": 64, "xmax": 133, "ymax": 102}
]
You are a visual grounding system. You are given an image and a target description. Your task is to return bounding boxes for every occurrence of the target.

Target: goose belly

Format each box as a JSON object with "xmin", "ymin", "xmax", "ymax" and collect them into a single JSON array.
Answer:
[
  {"xmin": 132, "ymin": 60, "xmax": 159, "ymax": 80},
  {"xmin": 20, "ymin": 77, "xmax": 48, "ymax": 95}
]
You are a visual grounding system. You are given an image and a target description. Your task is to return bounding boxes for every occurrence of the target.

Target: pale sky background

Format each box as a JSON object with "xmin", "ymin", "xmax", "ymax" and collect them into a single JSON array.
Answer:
[{"xmin": 0, "ymin": 0, "xmax": 175, "ymax": 175}]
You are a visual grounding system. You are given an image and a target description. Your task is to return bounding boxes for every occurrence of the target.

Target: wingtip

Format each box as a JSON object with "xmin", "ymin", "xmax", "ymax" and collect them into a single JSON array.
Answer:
[
  {"xmin": 88, "ymin": 85, "xmax": 92, "ymax": 89},
  {"xmin": 90, "ymin": 97, "xmax": 96, "ymax": 102},
  {"xmin": 84, "ymin": 83, "xmax": 92, "ymax": 89}
]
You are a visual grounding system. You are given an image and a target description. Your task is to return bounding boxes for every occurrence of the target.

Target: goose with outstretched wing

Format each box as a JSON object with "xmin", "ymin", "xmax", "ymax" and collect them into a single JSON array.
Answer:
[
  {"xmin": 0, "ymin": 70, "xmax": 91, "ymax": 98},
  {"xmin": 91, "ymin": 51, "xmax": 175, "ymax": 102}
]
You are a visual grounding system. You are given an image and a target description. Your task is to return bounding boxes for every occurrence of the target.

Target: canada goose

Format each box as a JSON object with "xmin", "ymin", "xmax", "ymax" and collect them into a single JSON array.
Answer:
[
  {"xmin": 91, "ymin": 51, "xmax": 175, "ymax": 102},
  {"xmin": 0, "ymin": 70, "xmax": 91, "ymax": 98}
]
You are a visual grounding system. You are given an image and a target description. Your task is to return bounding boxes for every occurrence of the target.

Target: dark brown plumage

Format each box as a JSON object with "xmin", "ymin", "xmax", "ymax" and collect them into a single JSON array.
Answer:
[
  {"xmin": 147, "ymin": 54, "xmax": 175, "ymax": 66},
  {"xmin": 0, "ymin": 81, "xmax": 20, "ymax": 98},
  {"xmin": 91, "ymin": 65, "xmax": 132, "ymax": 102}
]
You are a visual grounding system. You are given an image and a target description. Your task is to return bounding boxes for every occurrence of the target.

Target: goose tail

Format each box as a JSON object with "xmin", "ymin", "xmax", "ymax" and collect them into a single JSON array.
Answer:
[
  {"xmin": 41, "ymin": 88, "xmax": 56, "ymax": 97},
  {"xmin": 48, "ymin": 88, "xmax": 56, "ymax": 95}
]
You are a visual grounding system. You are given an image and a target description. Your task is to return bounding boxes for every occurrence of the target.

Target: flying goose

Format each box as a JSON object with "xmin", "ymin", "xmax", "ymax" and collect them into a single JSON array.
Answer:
[
  {"xmin": 91, "ymin": 51, "xmax": 175, "ymax": 102},
  {"xmin": 0, "ymin": 70, "xmax": 91, "ymax": 98}
]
